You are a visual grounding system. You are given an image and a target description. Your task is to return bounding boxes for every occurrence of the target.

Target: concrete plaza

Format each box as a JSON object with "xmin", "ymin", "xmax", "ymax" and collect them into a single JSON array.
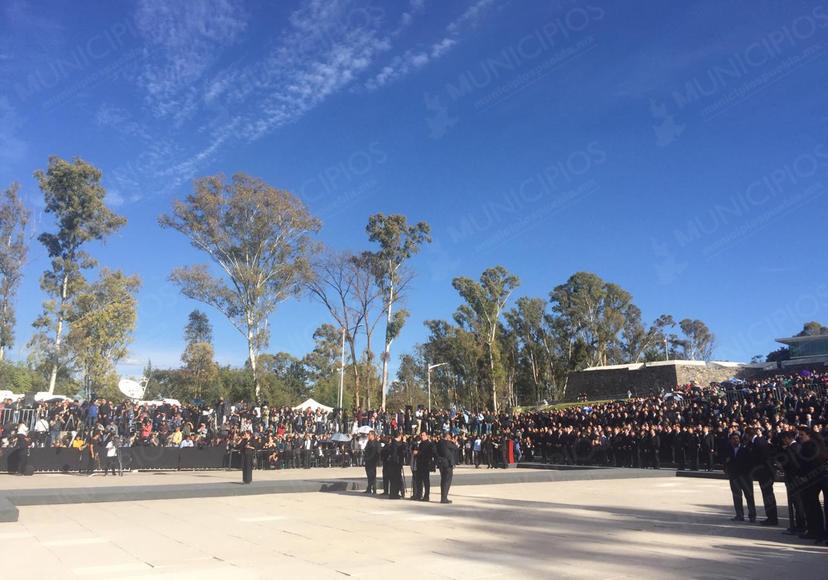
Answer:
[{"xmin": 0, "ymin": 468, "xmax": 823, "ymax": 579}]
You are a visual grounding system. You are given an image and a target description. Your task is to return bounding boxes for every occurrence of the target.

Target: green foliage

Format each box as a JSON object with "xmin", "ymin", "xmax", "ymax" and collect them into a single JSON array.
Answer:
[
  {"xmin": 0, "ymin": 182, "xmax": 29, "ymax": 359},
  {"xmin": 160, "ymin": 172, "xmax": 321, "ymax": 400},
  {"xmin": 31, "ymin": 156, "xmax": 126, "ymax": 393},
  {"xmin": 184, "ymin": 310, "xmax": 213, "ymax": 345},
  {"xmin": 67, "ymin": 269, "xmax": 141, "ymax": 398}
]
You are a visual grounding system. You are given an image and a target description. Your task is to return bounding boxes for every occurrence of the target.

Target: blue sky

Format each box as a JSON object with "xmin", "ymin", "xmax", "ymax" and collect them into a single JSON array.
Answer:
[{"xmin": 2, "ymin": 0, "xmax": 827, "ymax": 376}]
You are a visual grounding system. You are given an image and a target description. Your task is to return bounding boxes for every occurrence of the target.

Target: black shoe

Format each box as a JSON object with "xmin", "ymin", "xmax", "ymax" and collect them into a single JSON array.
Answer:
[
  {"xmin": 420, "ymin": 497, "xmax": 429, "ymax": 502},
  {"xmin": 441, "ymin": 499, "xmax": 452, "ymax": 504},
  {"xmin": 731, "ymin": 516, "xmax": 745, "ymax": 522},
  {"xmin": 749, "ymin": 517, "xmax": 756, "ymax": 523},
  {"xmin": 799, "ymin": 532, "xmax": 820, "ymax": 540},
  {"xmin": 759, "ymin": 519, "xmax": 778, "ymax": 526}
]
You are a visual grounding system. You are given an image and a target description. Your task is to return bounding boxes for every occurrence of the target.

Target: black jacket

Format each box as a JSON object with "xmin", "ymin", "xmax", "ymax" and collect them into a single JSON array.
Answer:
[
  {"xmin": 364, "ymin": 440, "xmax": 381, "ymax": 466},
  {"xmin": 437, "ymin": 439, "xmax": 459, "ymax": 469}
]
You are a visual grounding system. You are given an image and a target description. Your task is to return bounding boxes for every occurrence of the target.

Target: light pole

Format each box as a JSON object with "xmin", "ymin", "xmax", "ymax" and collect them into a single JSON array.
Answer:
[
  {"xmin": 338, "ymin": 327, "xmax": 346, "ymax": 410},
  {"xmin": 427, "ymin": 362, "xmax": 448, "ymax": 412}
]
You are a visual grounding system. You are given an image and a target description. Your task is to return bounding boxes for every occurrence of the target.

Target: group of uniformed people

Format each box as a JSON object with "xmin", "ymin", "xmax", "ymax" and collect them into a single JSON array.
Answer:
[{"xmin": 363, "ymin": 430, "xmax": 459, "ymax": 504}]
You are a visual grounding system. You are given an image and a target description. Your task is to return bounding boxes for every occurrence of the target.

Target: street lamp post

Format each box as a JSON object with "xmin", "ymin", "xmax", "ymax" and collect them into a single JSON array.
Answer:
[
  {"xmin": 427, "ymin": 362, "xmax": 448, "ymax": 412},
  {"xmin": 338, "ymin": 327, "xmax": 346, "ymax": 410}
]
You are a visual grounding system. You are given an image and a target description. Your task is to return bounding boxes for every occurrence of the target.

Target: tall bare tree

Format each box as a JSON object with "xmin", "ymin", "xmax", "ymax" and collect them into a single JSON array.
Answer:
[
  {"xmin": 159, "ymin": 173, "xmax": 321, "ymax": 400},
  {"xmin": 307, "ymin": 250, "xmax": 365, "ymax": 407},
  {"xmin": 0, "ymin": 183, "xmax": 29, "ymax": 361},
  {"xmin": 32, "ymin": 157, "xmax": 126, "ymax": 394}
]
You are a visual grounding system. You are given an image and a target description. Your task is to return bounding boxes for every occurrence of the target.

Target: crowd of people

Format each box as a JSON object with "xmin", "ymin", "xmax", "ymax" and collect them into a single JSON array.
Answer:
[{"xmin": 1, "ymin": 368, "xmax": 827, "ymax": 538}]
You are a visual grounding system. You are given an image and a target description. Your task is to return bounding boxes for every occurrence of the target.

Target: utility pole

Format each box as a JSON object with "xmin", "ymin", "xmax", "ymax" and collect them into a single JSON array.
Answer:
[
  {"xmin": 338, "ymin": 327, "xmax": 346, "ymax": 410},
  {"xmin": 427, "ymin": 362, "xmax": 448, "ymax": 412}
]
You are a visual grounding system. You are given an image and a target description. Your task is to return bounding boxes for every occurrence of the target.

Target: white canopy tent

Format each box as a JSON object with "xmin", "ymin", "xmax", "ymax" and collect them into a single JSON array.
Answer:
[{"xmin": 292, "ymin": 398, "xmax": 333, "ymax": 413}]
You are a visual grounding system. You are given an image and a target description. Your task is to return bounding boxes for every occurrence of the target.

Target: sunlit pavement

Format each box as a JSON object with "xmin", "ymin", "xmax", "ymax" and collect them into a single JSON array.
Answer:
[{"xmin": 1, "ymin": 472, "xmax": 823, "ymax": 579}]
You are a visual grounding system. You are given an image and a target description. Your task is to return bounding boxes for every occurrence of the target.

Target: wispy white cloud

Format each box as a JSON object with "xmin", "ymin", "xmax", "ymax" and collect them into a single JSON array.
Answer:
[
  {"xmin": 134, "ymin": 0, "xmax": 247, "ymax": 121},
  {"xmin": 0, "ymin": 97, "xmax": 27, "ymax": 175},
  {"xmin": 364, "ymin": 0, "xmax": 494, "ymax": 90},
  {"xmin": 122, "ymin": 0, "xmax": 496, "ymax": 197}
]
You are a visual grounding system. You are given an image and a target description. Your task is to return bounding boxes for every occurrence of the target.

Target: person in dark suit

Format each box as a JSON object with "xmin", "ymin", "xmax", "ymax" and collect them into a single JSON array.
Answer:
[
  {"xmin": 437, "ymin": 432, "xmax": 459, "ymax": 504},
  {"xmin": 701, "ymin": 426, "xmax": 716, "ymax": 472},
  {"xmin": 363, "ymin": 431, "xmax": 381, "ymax": 494},
  {"xmin": 748, "ymin": 428, "xmax": 778, "ymax": 526},
  {"xmin": 380, "ymin": 436, "xmax": 391, "ymax": 495},
  {"xmin": 239, "ymin": 431, "xmax": 254, "ymax": 484},
  {"xmin": 723, "ymin": 432, "xmax": 756, "ymax": 522},
  {"xmin": 388, "ymin": 431, "xmax": 405, "ymax": 499},
  {"xmin": 779, "ymin": 430, "xmax": 806, "ymax": 533},
  {"xmin": 413, "ymin": 430, "xmax": 436, "ymax": 501}
]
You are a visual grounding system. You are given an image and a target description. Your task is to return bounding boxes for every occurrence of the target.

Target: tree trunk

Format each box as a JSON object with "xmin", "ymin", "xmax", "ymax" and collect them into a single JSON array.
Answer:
[
  {"xmin": 348, "ymin": 334, "xmax": 360, "ymax": 409},
  {"xmin": 487, "ymin": 340, "xmax": 497, "ymax": 414},
  {"xmin": 247, "ymin": 323, "xmax": 260, "ymax": 401},
  {"xmin": 48, "ymin": 273, "xmax": 69, "ymax": 395},
  {"xmin": 380, "ymin": 282, "xmax": 394, "ymax": 410}
]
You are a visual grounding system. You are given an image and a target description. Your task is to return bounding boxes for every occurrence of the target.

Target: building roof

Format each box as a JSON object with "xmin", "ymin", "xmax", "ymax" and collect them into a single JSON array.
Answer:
[{"xmin": 776, "ymin": 334, "xmax": 828, "ymax": 345}]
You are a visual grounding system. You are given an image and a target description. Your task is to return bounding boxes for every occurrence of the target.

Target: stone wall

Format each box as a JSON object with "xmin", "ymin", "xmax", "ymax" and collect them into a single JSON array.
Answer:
[{"xmin": 564, "ymin": 361, "xmax": 745, "ymax": 401}]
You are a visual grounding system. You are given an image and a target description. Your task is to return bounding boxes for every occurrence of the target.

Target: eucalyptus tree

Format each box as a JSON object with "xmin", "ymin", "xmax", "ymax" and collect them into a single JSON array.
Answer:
[
  {"xmin": 364, "ymin": 213, "xmax": 430, "ymax": 409},
  {"xmin": 32, "ymin": 157, "xmax": 126, "ymax": 393},
  {"xmin": 160, "ymin": 173, "xmax": 321, "ymax": 400},
  {"xmin": 0, "ymin": 183, "xmax": 29, "ymax": 361},
  {"xmin": 452, "ymin": 266, "xmax": 519, "ymax": 413}
]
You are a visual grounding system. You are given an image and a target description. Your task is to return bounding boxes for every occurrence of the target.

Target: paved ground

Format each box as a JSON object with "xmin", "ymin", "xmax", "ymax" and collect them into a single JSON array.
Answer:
[{"xmin": 0, "ymin": 471, "xmax": 823, "ymax": 579}]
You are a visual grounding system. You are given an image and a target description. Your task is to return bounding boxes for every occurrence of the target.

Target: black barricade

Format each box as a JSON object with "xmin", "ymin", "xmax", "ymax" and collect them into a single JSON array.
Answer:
[
  {"xmin": 28, "ymin": 448, "xmax": 82, "ymax": 472},
  {"xmin": 178, "ymin": 447, "xmax": 226, "ymax": 470},
  {"xmin": 128, "ymin": 446, "xmax": 181, "ymax": 470}
]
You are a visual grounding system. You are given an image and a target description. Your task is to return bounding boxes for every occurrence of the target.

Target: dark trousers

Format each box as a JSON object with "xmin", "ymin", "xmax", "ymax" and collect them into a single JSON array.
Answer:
[
  {"xmin": 800, "ymin": 478, "xmax": 828, "ymax": 538},
  {"xmin": 785, "ymin": 480, "xmax": 806, "ymax": 530},
  {"xmin": 365, "ymin": 462, "xmax": 377, "ymax": 493},
  {"xmin": 439, "ymin": 465, "xmax": 453, "ymax": 502},
  {"xmin": 105, "ymin": 456, "xmax": 118, "ymax": 476},
  {"xmin": 756, "ymin": 477, "xmax": 778, "ymax": 522},
  {"xmin": 729, "ymin": 476, "xmax": 756, "ymax": 520},
  {"xmin": 242, "ymin": 452, "xmax": 253, "ymax": 484},
  {"xmin": 382, "ymin": 462, "xmax": 390, "ymax": 494},
  {"xmin": 415, "ymin": 469, "xmax": 431, "ymax": 500},
  {"xmin": 389, "ymin": 465, "xmax": 403, "ymax": 498}
]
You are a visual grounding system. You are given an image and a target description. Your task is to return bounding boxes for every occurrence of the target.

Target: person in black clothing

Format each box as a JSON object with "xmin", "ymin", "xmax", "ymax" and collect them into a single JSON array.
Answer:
[
  {"xmin": 437, "ymin": 432, "xmax": 459, "ymax": 504},
  {"xmin": 723, "ymin": 432, "xmax": 756, "ymax": 522},
  {"xmin": 238, "ymin": 431, "xmax": 254, "ymax": 484},
  {"xmin": 748, "ymin": 428, "xmax": 778, "ymax": 526},
  {"xmin": 701, "ymin": 426, "xmax": 716, "ymax": 472},
  {"xmin": 795, "ymin": 428, "xmax": 827, "ymax": 541},
  {"xmin": 363, "ymin": 431, "xmax": 381, "ymax": 494},
  {"xmin": 380, "ymin": 437, "xmax": 391, "ymax": 495},
  {"xmin": 387, "ymin": 431, "xmax": 405, "ymax": 499},
  {"xmin": 779, "ymin": 431, "xmax": 806, "ymax": 533},
  {"xmin": 413, "ymin": 430, "xmax": 435, "ymax": 501}
]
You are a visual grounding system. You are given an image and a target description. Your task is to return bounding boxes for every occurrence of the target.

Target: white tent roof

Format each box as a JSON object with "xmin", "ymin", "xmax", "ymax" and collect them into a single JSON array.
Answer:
[{"xmin": 292, "ymin": 398, "xmax": 333, "ymax": 413}]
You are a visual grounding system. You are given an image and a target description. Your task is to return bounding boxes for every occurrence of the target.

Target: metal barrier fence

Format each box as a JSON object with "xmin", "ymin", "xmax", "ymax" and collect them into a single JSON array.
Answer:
[{"xmin": 0, "ymin": 408, "xmax": 36, "ymax": 430}]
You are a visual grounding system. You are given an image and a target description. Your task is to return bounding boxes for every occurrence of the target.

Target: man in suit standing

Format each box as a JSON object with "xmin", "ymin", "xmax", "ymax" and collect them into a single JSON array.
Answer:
[
  {"xmin": 437, "ymin": 432, "xmax": 459, "ymax": 504},
  {"xmin": 413, "ymin": 430, "xmax": 436, "ymax": 501},
  {"xmin": 363, "ymin": 431, "xmax": 381, "ymax": 494},
  {"xmin": 723, "ymin": 432, "xmax": 756, "ymax": 522},
  {"xmin": 748, "ymin": 427, "xmax": 778, "ymax": 526},
  {"xmin": 388, "ymin": 431, "xmax": 405, "ymax": 499}
]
